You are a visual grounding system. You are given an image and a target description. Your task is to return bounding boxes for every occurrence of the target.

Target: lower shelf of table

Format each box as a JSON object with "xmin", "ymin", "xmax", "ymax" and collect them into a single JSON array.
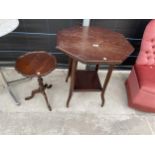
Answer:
[{"xmin": 74, "ymin": 70, "xmax": 102, "ymax": 92}]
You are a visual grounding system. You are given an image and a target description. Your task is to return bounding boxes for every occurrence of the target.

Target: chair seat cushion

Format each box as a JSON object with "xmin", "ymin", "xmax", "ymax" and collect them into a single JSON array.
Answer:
[{"xmin": 135, "ymin": 64, "xmax": 155, "ymax": 93}]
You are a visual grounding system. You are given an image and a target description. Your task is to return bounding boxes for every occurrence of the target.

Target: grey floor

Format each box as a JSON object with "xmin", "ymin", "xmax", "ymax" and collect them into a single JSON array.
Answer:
[{"xmin": 0, "ymin": 65, "xmax": 155, "ymax": 135}]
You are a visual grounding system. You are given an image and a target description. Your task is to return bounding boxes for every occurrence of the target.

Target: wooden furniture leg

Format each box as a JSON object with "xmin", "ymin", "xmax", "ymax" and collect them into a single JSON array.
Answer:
[
  {"xmin": 66, "ymin": 60, "xmax": 77, "ymax": 108},
  {"xmin": 66, "ymin": 58, "xmax": 73, "ymax": 82},
  {"xmin": 95, "ymin": 64, "xmax": 99, "ymax": 72},
  {"xmin": 101, "ymin": 65, "xmax": 114, "ymax": 107},
  {"xmin": 25, "ymin": 88, "xmax": 41, "ymax": 100},
  {"xmin": 25, "ymin": 76, "xmax": 52, "ymax": 111},
  {"xmin": 42, "ymin": 90, "xmax": 52, "ymax": 111}
]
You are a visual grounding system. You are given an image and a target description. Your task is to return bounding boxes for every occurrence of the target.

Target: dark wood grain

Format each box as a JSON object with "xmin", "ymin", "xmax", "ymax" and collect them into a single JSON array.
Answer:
[
  {"xmin": 74, "ymin": 70, "xmax": 102, "ymax": 91},
  {"xmin": 57, "ymin": 26, "xmax": 134, "ymax": 107},
  {"xmin": 15, "ymin": 51, "xmax": 57, "ymax": 111},
  {"xmin": 57, "ymin": 26, "xmax": 134, "ymax": 64},
  {"xmin": 15, "ymin": 51, "xmax": 56, "ymax": 77}
]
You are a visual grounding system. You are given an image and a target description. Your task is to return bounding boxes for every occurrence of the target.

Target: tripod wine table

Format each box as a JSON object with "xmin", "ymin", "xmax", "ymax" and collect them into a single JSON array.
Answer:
[{"xmin": 15, "ymin": 51, "xmax": 56, "ymax": 111}]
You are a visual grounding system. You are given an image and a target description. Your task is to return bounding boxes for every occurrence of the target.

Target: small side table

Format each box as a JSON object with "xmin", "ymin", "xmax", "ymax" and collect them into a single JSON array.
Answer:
[
  {"xmin": 15, "ymin": 51, "xmax": 57, "ymax": 111},
  {"xmin": 57, "ymin": 26, "xmax": 134, "ymax": 108}
]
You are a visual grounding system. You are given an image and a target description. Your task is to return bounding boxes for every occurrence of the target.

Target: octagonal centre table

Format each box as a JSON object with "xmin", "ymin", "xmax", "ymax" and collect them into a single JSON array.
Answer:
[{"xmin": 57, "ymin": 26, "xmax": 134, "ymax": 108}]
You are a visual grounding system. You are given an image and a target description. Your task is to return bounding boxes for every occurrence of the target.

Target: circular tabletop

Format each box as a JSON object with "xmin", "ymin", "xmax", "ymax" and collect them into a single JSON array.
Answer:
[
  {"xmin": 57, "ymin": 26, "xmax": 134, "ymax": 64},
  {"xmin": 15, "ymin": 51, "xmax": 57, "ymax": 77}
]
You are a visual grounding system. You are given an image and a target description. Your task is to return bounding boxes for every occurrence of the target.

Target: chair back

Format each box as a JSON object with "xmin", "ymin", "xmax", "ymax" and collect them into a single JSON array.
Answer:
[{"xmin": 136, "ymin": 20, "xmax": 155, "ymax": 65}]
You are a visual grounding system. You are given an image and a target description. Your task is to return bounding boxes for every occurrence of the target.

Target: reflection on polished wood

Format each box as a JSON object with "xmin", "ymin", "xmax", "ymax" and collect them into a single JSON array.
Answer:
[{"xmin": 57, "ymin": 26, "xmax": 134, "ymax": 64}]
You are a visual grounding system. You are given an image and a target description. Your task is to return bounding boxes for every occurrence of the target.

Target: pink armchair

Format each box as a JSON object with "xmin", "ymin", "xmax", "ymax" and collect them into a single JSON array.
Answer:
[{"xmin": 126, "ymin": 19, "xmax": 155, "ymax": 112}]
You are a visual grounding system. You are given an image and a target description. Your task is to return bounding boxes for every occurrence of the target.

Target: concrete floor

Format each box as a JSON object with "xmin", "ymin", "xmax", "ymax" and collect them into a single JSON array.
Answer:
[{"xmin": 0, "ymin": 66, "xmax": 155, "ymax": 134}]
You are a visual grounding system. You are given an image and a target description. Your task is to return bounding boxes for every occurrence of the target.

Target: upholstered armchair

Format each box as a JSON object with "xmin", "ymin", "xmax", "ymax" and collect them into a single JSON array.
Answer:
[{"xmin": 126, "ymin": 19, "xmax": 155, "ymax": 112}]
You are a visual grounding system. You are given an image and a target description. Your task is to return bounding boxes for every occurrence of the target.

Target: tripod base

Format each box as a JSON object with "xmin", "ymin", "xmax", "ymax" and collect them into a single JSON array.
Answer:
[{"xmin": 25, "ymin": 76, "xmax": 52, "ymax": 111}]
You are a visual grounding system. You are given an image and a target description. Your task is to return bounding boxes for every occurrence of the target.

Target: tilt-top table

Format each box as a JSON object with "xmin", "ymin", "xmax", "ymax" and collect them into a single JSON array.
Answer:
[
  {"xmin": 15, "ymin": 51, "xmax": 57, "ymax": 111},
  {"xmin": 57, "ymin": 26, "xmax": 134, "ymax": 108}
]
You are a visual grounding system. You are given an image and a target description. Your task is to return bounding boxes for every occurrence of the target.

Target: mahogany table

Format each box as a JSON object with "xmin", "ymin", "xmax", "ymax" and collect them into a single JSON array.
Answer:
[
  {"xmin": 15, "ymin": 51, "xmax": 57, "ymax": 111},
  {"xmin": 57, "ymin": 26, "xmax": 134, "ymax": 108}
]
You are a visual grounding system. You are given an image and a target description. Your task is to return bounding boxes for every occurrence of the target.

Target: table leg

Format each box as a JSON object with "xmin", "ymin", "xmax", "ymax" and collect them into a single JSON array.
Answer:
[
  {"xmin": 101, "ymin": 65, "xmax": 114, "ymax": 107},
  {"xmin": 25, "ymin": 88, "xmax": 40, "ymax": 100},
  {"xmin": 25, "ymin": 76, "xmax": 52, "ymax": 111},
  {"xmin": 66, "ymin": 58, "xmax": 73, "ymax": 82},
  {"xmin": 42, "ymin": 91, "xmax": 52, "ymax": 111},
  {"xmin": 38, "ymin": 76, "xmax": 52, "ymax": 111},
  {"xmin": 0, "ymin": 69, "xmax": 20, "ymax": 105},
  {"xmin": 95, "ymin": 64, "xmax": 99, "ymax": 72},
  {"xmin": 66, "ymin": 59, "xmax": 77, "ymax": 108}
]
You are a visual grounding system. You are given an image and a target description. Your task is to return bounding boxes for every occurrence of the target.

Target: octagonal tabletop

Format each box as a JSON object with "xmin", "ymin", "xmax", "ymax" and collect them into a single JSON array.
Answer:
[{"xmin": 57, "ymin": 26, "xmax": 134, "ymax": 64}]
